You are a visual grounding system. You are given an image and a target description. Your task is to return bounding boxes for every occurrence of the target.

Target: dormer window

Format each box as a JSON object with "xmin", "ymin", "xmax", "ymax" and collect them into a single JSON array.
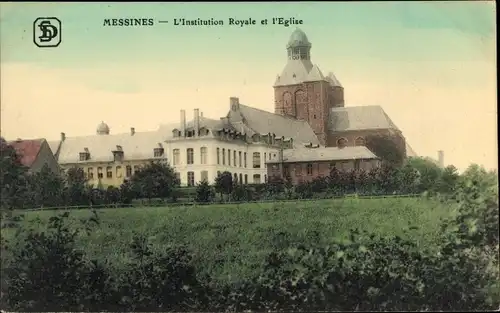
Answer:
[
  {"xmin": 154, "ymin": 147, "xmax": 164, "ymax": 158},
  {"xmin": 79, "ymin": 152, "xmax": 88, "ymax": 161},
  {"xmin": 112, "ymin": 145, "xmax": 124, "ymax": 162},
  {"xmin": 79, "ymin": 148, "xmax": 90, "ymax": 161}
]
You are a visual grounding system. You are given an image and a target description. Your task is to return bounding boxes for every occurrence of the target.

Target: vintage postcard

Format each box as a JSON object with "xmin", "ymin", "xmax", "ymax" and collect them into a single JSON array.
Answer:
[{"xmin": 1, "ymin": 2, "xmax": 498, "ymax": 312}]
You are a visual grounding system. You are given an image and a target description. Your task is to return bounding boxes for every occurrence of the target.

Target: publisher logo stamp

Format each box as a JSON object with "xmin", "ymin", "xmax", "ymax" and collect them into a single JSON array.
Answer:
[{"xmin": 33, "ymin": 17, "xmax": 62, "ymax": 48}]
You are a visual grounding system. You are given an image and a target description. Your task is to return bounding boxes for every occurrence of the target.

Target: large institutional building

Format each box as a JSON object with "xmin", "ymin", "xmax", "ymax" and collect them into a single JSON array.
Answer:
[{"xmin": 47, "ymin": 28, "xmax": 415, "ymax": 187}]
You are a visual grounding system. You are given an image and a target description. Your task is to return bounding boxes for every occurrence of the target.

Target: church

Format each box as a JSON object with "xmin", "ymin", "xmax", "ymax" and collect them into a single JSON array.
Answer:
[{"xmin": 49, "ymin": 28, "xmax": 412, "ymax": 187}]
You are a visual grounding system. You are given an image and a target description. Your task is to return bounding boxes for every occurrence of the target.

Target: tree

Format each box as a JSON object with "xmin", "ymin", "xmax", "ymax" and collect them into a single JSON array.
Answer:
[
  {"xmin": 195, "ymin": 180, "xmax": 215, "ymax": 203},
  {"xmin": 214, "ymin": 171, "xmax": 233, "ymax": 201},
  {"xmin": 129, "ymin": 161, "xmax": 178, "ymax": 203},
  {"xmin": 406, "ymin": 157, "xmax": 443, "ymax": 194},
  {"xmin": 119, "ymin": 180, "xmax": 135, "ymax": 204},
  {"xmin": 64, "ymin": 167, "xmax": 89, "ymax": 206},
  {"xmin": 438, "ymin": 165, "xmax": 460, "ymax": 195},
  {"xmin": 396, "ymin": 163, "xmax": 420, "ymax": 194},
  {"xmin": 365, "ymin": 134, "xmax": 405, "ymax": 167},
  {"xmin": 29, "ymin": 164, "xmax": 65, "ymax": 208},
  {"xmin": 0, "ymin": 138, "xmax": 30, "ymax": 210},
  {"xmin": 105, "ymin": 186, "xmax": 121, "ymax": 205}
]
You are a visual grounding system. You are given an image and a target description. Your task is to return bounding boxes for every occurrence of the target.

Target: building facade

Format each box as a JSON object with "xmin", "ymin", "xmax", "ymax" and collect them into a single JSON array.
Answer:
[
  {"xmin": 273, "ymin": 28, "xmax": 407, "ymax": 157},
  {"xmin": 9, "ymin": 139, "xmax": 60, "ymax": 174},
  {"xmin": 266, "ymin": 146, "xmax": 380, "ymax": 184},
  {"xmin": 49, "ymin": 125, "xmax": 168, "ymax": 188},
  {"xmin": 46, "ymin": 28, "xmax": 413, "ymax": 187}
]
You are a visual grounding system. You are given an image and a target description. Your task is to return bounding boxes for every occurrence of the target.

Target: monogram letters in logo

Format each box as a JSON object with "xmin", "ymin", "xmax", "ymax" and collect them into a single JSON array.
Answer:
[{"xmin": 33, "ymin": 17, "xmax": 62, "ymax": 48}]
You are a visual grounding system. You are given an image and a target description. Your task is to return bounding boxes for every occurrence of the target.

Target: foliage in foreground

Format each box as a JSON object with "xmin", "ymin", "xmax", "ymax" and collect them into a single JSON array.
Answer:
[{"xmin": 1, "ymin": 174, "xmax": 498, "ymax": 311}]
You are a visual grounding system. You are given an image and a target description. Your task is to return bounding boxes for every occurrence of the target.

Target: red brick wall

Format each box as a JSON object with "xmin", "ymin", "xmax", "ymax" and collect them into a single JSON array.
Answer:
[
  {"xmin": 326, "ymin": 129, "xmax": 407, "ymax": 158},
  {"xmin": 274, "ymin": 81, "xmax": 334, "ymax": 146},
  {"xmin": 267, "ymin": 159, "xmax": 380, "ymax": 185}
]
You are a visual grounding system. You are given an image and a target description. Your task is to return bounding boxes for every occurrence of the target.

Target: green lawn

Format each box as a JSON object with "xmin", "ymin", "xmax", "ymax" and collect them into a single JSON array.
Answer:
[{"xmin": 2, "ymin": 197, "xmax": 456, "ymax": 283}]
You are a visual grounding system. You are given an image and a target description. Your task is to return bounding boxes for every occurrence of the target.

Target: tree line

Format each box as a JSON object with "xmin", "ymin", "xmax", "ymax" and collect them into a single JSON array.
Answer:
[{"xmin": 1, "ymin": 136, "xmax": 496, "ymax": 209}]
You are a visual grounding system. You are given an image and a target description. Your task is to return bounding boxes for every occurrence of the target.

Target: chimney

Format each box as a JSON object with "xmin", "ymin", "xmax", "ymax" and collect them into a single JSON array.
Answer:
[
  {"xmin": 180, "ymin": 110, "xmax": 186, "ymax": 137},
  {"xmin": 130, "ymin": 127, "xmax": 135, "ymax": 136},
  {"xmin": 230, "ymin": 97, "xmax": 239, "ymax": 111},
  {"xmin": 194, "ymin": 108, "xmax": 200, "ymax": 137},
  {"xmin": 438, "ymin": 150, "xmax": 444, "ymax": 168},
  {"xmin": 60, "ymin": 132, "xmax": 66, "ymax": 141}
]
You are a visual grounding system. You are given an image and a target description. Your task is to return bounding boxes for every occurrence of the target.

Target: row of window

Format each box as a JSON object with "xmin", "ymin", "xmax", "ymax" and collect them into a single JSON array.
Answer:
[
  {"xmin": 184, "ymin": 171, "xmax": 268, "ymax": 187},
  {"xmin": 216, "ymin": 149, "xmax": 276, "ymax": 168},
  {"xmin": 171, "ymin": 147, "xmax": 277, "ymax": 168},
  {"xmin": 338, "ymin": 137, "xmax": 365, "ymax": 147},
  {"xmin": 79, "ymin": 148, "xmax": 164, "ymax": 162},
  {"xmin": 280, "ymin": 160, "xmax": 361, "ymax": 177},
  {"xmin": 172, "ymin": 147, "xmax": 207, "ymax": 165},
  {"xmin": 85, "ymin": 165, "xmax": 141, "ymax": 180}
]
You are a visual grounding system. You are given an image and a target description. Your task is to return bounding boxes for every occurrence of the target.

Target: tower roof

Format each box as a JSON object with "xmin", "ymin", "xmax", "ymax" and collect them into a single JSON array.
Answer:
[
  {"xmin": 96, "ymin": 121, "xmax": 110, "ymax": 135},
  {"xmin": 287, "ymin": 28, "xmax": 311, "ymax": 49}
]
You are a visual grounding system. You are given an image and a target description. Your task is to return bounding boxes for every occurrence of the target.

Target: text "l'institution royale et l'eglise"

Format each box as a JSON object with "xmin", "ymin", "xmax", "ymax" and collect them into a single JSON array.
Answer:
[{"xmin": 102, "ymin": 17, "xmax": 303, "ymax": 27}]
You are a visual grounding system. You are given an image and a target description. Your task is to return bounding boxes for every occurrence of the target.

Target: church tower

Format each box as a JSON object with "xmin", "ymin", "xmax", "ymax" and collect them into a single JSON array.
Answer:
[{"xmin": 273, "ymin": 28, "xmax": 344, "ymax": 146}]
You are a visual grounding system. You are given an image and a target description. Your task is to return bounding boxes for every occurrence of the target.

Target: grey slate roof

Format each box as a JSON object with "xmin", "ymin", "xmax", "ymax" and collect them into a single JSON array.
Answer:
[
  {"xmin": 56, "ymin": 131, "xmax": 167, "ymax": 164},
  {"xmin": 329, "ymin": 106, "xmax": 400, "ymax": 132},
  {"xmin": 287, "ymin": 28, "xmax": 311, "ymax": 48},
  {"xmin": 159, "ymin": 116, "xmax": 228, "ymax": 136},
  {"xmin": 325, "ymin": 72, "xmax": 342, "ymax": 87},
  {"xmin": 274, "ymin": 59, "xmax": 313, "ymax": 86},
  {"xmin": 267, "ymin": 146, "xmax": 378, "ymax": 164},
  {"xmin": 236, "ymin": 104, "xmax": 320, "ymax": 146},
  {"xmin": 274, "ymin": 60, "xmax": 342, "ymax": 88},
  {"xmin": 48, "ymin": 140, "xmax": 61, "ymax": 157},
  {"xmin": 405, "ymin": 142, "xmax": 418, "ymax": 157}
]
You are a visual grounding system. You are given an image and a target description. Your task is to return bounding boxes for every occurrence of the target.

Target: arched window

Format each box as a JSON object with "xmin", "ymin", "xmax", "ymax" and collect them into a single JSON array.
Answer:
[
  {"xmin": 116, "ymin": 166, "xmax": 122, "ymax": 178},
  {"xmin": 355, "ymin": 137, "xmax": 365, "ymax": 146},
  {"xmin": 97, "ymin": 167, "xmax": 103, "ymax": 178},
  {"xmin": 239, "ymin": 173, "xmax": 243, "ymax": 184},
  {"xmin": 216, "ymin": 148, "xmax": 220, "ymax": 164},
  {"xmin": 187, "ymin": 148, "xmax": 194, "ymax": 164},
  {"xmin": 201, "ymin": 170, "xmax": 208, "ymax": 182},
  {"xmin": 222, "ymin": 148, "xmax": 226, "ymax": 165},
  {"xmin": 126, "ymin": 165, "xmax": 132, "ymax": 177},
  {"xmin": 173, "ymin": 149, "xmax": 180, "ymax": 165},
  {"xmin": 307, "ymin": 163, "xmax": 313, "ymax": 175},
  {"xmin": 233, "ymin": 173, "xmax": 238, "ymax": 183},
  {"xmin": 337, "ymin": 137, "xmax": 348, "ymax": 148},
  {"xmin": 244, "ymin": 174, "xmax": 248, "ymax": 184},
  {"xmin": 187, "ymin": 171, "xmax": 195, "ymax": 186},
  {"xmin": 253, "ymin": 174, "xmax": 261, "ymax": 184},
  {"xmin": 106, "ymin": 166, "xmax": 113, "ymax": 178},
  {"xmin": 252, "ymin": 152, "xmax": 261, "ymax": 168},
  {"xmin": 200, "ymin": 147, "xmax": 207, "ymax": 164}
]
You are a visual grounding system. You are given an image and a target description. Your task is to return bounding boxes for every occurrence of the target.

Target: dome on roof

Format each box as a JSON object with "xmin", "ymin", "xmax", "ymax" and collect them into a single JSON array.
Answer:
[
  {"xmin": 287, "ymin": 28, "xmax": 311, "ymax": 48},
  {"xmin": 96, "ymin": 121, "xmax": 110, "ymax": 135}
]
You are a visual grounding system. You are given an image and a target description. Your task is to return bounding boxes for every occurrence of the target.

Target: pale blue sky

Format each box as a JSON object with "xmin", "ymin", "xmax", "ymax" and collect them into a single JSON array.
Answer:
[{"xmin": 0, "ymin": 2, "xmax": 497, "ymax": 171}]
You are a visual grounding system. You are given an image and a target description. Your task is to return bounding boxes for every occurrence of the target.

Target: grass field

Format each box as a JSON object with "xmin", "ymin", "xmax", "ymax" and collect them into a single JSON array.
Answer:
[{"xmin": 2, "ymin": 197, "xmax": 456, "ymax": 283}]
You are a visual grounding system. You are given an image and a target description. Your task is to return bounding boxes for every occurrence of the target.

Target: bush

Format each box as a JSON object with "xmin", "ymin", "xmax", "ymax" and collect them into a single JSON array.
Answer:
[{"xmin": 195, "ymin": 181, "xmax": 215, "ymax": 203}]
